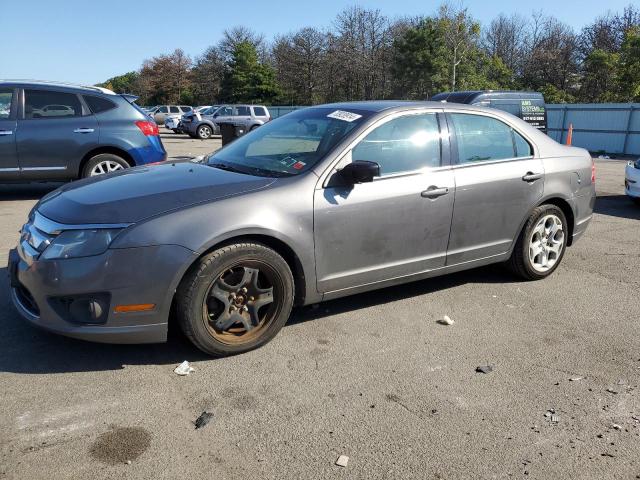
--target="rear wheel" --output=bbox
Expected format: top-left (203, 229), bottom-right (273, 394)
top-left (630, 196), bottom-right (640, 206)
top-left (508, 204), bottom-right (568, 280)
top-left (177, 243), bottom-right (294, 357)
top-left (82, 153), bottom-right (129, 178)
top-left (196, 124), bottom-right (212, 139)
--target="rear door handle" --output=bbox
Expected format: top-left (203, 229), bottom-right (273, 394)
top-left (73, 128), bottom-right (95, 134)
top-left (522, 172), bottom-right (543, 182)
top-left (0, 130), bottom-right (13, 136)
top-left (421, 186), bottom-right (450, 199)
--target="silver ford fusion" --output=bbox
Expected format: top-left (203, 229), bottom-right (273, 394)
top-left (8, 101), bottom-right (596, 357)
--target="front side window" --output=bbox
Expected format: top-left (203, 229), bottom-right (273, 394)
top-left (24, 90), bottom-right (81, 119)
top-left (180, 106), bottom-right (192, 112)
top-left (158, 106), bottom-right (168, 113)
top-left (236, 106), bottom-right (251, 116)
top-left (216, 106), bottom-right (233, 116)
top-left (450, 113), bottom-right (532, 163)
top-left (0, 89), bottom-right (13, 119)
top-left (169, 106), bottom-right (180, 113)
top-left (352, 113), bottom-right (441, 176)
top-left (207, 107), bottom-right (371, 177)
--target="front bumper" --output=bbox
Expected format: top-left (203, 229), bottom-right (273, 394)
top-left (625, 162), bottom-right (640, 199)
top-left (8, 244), bottom-right (195, 344)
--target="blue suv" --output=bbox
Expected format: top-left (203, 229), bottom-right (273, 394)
top-left (0, 81), bottom-right (167, 181)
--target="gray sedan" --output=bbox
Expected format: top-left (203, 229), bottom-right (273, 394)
top-left (9, 101), bottom-right (595, 357)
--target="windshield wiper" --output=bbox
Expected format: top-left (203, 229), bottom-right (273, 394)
top-left (209, 162), bottom-right (248, 175)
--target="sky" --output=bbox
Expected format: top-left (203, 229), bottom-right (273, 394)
top-left (2, 0), bottom-right (634, 85)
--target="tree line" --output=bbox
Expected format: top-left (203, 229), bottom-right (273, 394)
top-left (98, 3), bottom-right (640, 106)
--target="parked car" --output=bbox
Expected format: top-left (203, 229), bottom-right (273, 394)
top-left (164, 115), bottom-right (183, 133)
top-left (431, 91), bottom-right (547, 133)
top-left (183, 104), bottom-right (270, 139)
top-left (625, 158), bottom-right (640, 204)
top-left (8, 101), bottom-right (595, 357)
top-left (194, 105), bottom-right (212, 113)
top-left (149, 105), bottom-right (192, 124)
top-left (0, 80), bottom-right (166, 181)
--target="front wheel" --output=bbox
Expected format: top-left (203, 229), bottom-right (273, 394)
top-left (508, 204), bottom-right (568, 280)
top-left (196, 124), bottom-right (212, 139)
top-left (176, 243), bottom-right (294, 357)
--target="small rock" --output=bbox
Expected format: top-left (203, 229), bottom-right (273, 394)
top-left (437, 315), bottom-right (454, 326)
top-left (125, 460), bottom-right (132, 465)
top-left (194, 411), bottom-right (214, 430)
top-left (569, 376), bottom-right (583, 382)
top-left (476, 365), bottom-right (493, 374)
top-left (335, 455), bottom-right (349, 467)
top-left (611, 423), bottom-right (622, 430)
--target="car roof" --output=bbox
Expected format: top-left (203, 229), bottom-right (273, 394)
top-left (0, 79), bottom-right (116, 95)
top-left (308, 100), bottom-right (486, 113)
top-left (431, 90), bottom-right (544, 103)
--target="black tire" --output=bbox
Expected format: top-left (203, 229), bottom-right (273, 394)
top-left (176, 243), bottom-right (294, 357)
top-left (508, 204), bottom-right (568, 280)
top-left (81, 153), bottom-right (129, 178)
top-left (196, 124), bottom-right (212, 140)
top-left (630, 196), bottom-right (640, 206)
top-left (250, 124), bottom-right (260, 131)
top-left (172, 129), bottom-right (179, 134)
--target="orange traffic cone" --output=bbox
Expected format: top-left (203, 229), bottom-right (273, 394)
top-left (566, 123), bottom-right (573, 145)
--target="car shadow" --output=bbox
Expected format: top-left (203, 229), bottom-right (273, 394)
top-left (0, 263), bottom-right (513, 375)
top-left (594, 194), bottom-right (640, 220)
top-left (0, 183), bottom-right (63, 201)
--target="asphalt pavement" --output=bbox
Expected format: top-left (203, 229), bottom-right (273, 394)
top-left (0, 139), bottom-right (638, 479)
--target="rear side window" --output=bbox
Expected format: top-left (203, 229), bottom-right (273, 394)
top-left (158, 106), bottom-right (168, 113)
top-left (169, 106), bottom-right (180, 113)
top-left (180, 106), bottom-right (192, 112)
top-left (0, 89), bottom-right (13, 119)
top-left (450, 113), bottom-right (531, 163)
top-left (236, 106), bottom-right (251, 116)
top-left (24, 90), bottom-right (82, 119)
top-left (253, 106), bottom-right (267, 117)
top-left (84, 95), bottom-right (116, 114)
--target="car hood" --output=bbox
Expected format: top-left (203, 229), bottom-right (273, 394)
top-left (37, 161), bottom-right (277, 225)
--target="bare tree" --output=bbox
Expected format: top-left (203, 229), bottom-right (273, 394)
top-left (438, 2), bottom-right (480, 91)
top-left (191, 46), bottom-right (225, 104)
top-left (483, 13), bottom-right (528, 74)
top-left (219, 26), bottom-right (266, 61)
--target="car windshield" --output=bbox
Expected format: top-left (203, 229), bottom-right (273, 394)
top-left (206, 107), bottom-right (371, 177)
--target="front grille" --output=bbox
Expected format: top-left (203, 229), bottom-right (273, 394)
top-left (19, 212), bottom-right (58, 261)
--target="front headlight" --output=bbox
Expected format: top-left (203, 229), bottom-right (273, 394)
top-left (41, 229), bottom-right (122, 260)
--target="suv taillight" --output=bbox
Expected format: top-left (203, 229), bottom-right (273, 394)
top-left (591, 158), bottom-right (596, 184)
top-left (135, 120), bottom-right (159, 136)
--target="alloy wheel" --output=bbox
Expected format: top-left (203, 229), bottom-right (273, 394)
top-left (198, 126), bottom-right (211, 138)
top-left (528, 214), bottom-right (565, 272)
top-left (202, 263), bottom-right (282, 345)
top-left (90, 160), bottom-right (125, 176)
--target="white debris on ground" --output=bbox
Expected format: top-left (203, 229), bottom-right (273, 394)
top-left (569, 376), bottom-right (583, 381)
top-left (335, 455), bottom-right (349, 467)
top-left (437, 315), bottom-right (454, 326)
top-left (174, 360), bottom-right (196, 376)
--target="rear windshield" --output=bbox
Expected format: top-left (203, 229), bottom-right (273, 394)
top-left (207, 107), bottom-right (372, 177)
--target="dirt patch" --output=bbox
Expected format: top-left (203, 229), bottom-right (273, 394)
top-left (89, 426), bottom-right (151, 464)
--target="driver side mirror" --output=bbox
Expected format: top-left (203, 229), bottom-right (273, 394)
top-left (338, 160), bottom-right (380, 184)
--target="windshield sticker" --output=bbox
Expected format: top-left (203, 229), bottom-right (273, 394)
top-left (293, 161), bottom-right (306, 170)
top-left (327, 110), bottom-right (362, 122)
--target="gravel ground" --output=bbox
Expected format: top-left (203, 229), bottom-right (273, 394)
top-left (0, 142), bottom-right (638, 479)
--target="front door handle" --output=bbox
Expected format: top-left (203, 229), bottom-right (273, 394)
top-left (421, 186), bottom-right (450, 199)
top-left (522, 172), bottom-right (543, 182)
top-left (73, 128), bottom-right (95, 134)
top-left (0, 130), bottom-right (13, 136)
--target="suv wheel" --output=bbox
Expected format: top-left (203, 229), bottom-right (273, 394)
top-left (508, 204), bottom-right (568, 280)
top-left (177, 243), bottom-right (295, 357)
top-left (196, 124), bottom-right (212, 139)
top-left (82, 153), bottom-right (129, 178)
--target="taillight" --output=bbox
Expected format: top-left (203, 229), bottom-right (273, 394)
top-left (591, 158), bottom-right (596, 184)
top-left (135, 120), bottom-right (159, 136)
